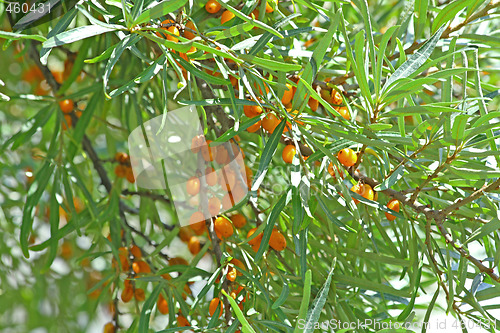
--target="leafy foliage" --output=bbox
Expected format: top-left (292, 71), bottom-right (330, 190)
top-left (1, 0), bottom-right (500, 332)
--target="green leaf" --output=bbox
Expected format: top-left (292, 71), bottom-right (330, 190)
top-left (397, 263), bottom-right (422, 321)
top-left (294, 270), bottom-right (312, 333)
top-left (40, 8), bottom-right (78, 65)
top-left (317, 197), bottom-right (356, 232)
top-left (254, 193), bottom-right (287, 262)
top-left (303, 263), bottom-right (336, 333)
top-left (103, 34), bottom-right (142, 98)
top-left (0, 30), bottom-right (46, 42)
top-left (432, 0), bottom-right (470, 33)
top-left (381, 105), bottom-right (458, 117)
top-left (133, 0), bottom-right (189, 25)
top-left (138, 283), bottom-right (163, 333)
top-left (464, 219), bottom-right (500, 246)
top-left (21, 161), bottom-right (55, 257)
top-left (334, 274), bottom-right (411, 298)
top-left (222, 290), bottom-right (256, 333)
top-left (252, 119), bottom-right (287, 190)
top-left (67, 92), bottom-right (102, 159)
top-left (374, 165), bottom-right (405, 191)
top-left (3, 104), bottom-right (54, 150)
top-left (271, 280), bottom-right (290, 309)
top-left (239, 54), bottom-right (301, 72)
top-left (382, 24), bottom-right (446, 94)
top-left (43, 25), bottom-right (117, 48)
top-left (249, 13), bottom-right (301, 55)
top-left (291, 10), bottom-right (340, 110)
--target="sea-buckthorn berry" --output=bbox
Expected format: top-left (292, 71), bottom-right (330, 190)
top-left (328, 162), bottom-right (344, 179)
top-left (186, 176), bottom-right (200, 196)
top-left (226, 266), bottom-right (237, 281)
top-left (337, 148), bottom-right (357, 167)
top-left (157, 293), bottom-right (169, 314)
top-left (335, 106), bottom-right (350, 120)
top-left (385, 199), bottom-right (400, 221)
top-left (214, 216), bottom-right (233, 239)
top-left (177, 315), bottom-right (190, 327)
top-left (209, 297), bottom-right (223, 317)
top-left (221, 10), bottom-right (235, 24)
top-left (281, 83), bottom-right (294, 105)
top-left (59, 99), bottom-right (74, 114)
top-left (205, 167), bottom-right (218, 186)
top-left (121, 286), bottom-right (133, 303)
top-left (134, 288), bottom-right (145, 301)
top-left (201, 140), bottom-right (214, 162)
top-left (208, 197), bottom-right (222, 216)
top-left (205, 0), bottom-right (221, 13)
top-left (282, 145), bottom-right (296, 164)
top-left (188, 236), bottom-right (201, 255)
top-left (230, 214), bottom-right (246, 228)
top-left (247, 120), bottom-right (261, 133)
top-left (269, 229), bottom-right (286, 251)
top-left (262, 113), bottom-right (280, 133)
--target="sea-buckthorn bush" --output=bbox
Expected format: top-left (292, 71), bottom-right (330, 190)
top-left (1, 0), bottom-right (500, 332)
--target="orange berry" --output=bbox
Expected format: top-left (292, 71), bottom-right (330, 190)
top-left (205, 0), bottom-right (221, 13)
top-left (247, 120), bottom-right (261, 133)
top-left (209, 297), bottom-right (223, 317)
top-left (262, 113), bottom-right (280, 133)
top-left (191, 134), bottom-right (205, 153)
top-left (132, 261), bottom-right (151, 274)
top-left (230, 214), bottom-right (246, 228)
top-left (62, 114), bottom-right (72, 130)
top-left (166, 25), bottom-right (180, 42)
top-left (308, 97), bottom-right (319, 111)
top-left (226, 266), bottom-right (237, 281)
top-left (130, 245), bottom-right (142, 259)
top-left (327, 162), bottom-right (344, 179)
top-left (385, 199), bottom-right (400, 221)
top-left (221, 10), bottom-right (235, 24)
top-left (218, 169), bottom-right (236, 191)
top-left (281, 83), bottom-right (294, 105)
top-left (103, 322), bottom-right (115, 333)
top-left (221, 193), bottom-right (234, 210)
top-left (115, 152), bottom-right (129, 164)
top-left (156, 18), bottom-right (175, 38)
top-left (282, 145), bottom-right (296, 164)
top-left (214, 216), bottom-right (233, 239)
top-left (265, 0), bottom-right (275, 13)
top-left (179, 226), bottom-right (194, 243)
top-left (186, 176), bottom-right (201, 196)
top-left (201, 140), bottom-right (214, 162)
top-left (177, 315), bottom-right (190, 327)
top-left (247, 228), bottom-right (262, 246)
top-left (121, 286), bottom-right (133, 303)
top-left (125, 167), bottom-right (135, 183)
top-left (157, 293), bottom-right (169, 314)
top-left (208, 197), bottom-right (222, 216)
top-left (361, 184), bottom-right (374, 201)
top-left (205, 167), bottom-right (218, 186)
top-left (116, 165), bottom-right (128, 181)
top-left (330, 89), bottom-right (343, 105)
top-left (337, 148), bottom-right (357, 167)
top-left (169, 257), bottom-right (189, 266)
top-left (215, 146), bottom-right (230, 165)
top-left (335, 106), bottom-right (350, 120)
top-left (135, 288), bottom-right (146, 301)
top-left (231, 258), bottom-right (245, 274)
top-left (188, 236), bottom-right (201, 255)
top-left (269, 229), bottom-right (286, 251)
top-left (190, 212), bottom-right (207, 235)
top-left (184, 21), bottom-right (196, 40)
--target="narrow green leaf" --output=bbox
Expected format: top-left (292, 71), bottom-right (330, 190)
top-left (251, 119), bottom-right (287, 190)
top-left (138, 283), bottom-right (163, 333)
top-left (382, 25), bottom-right (446, 94)
top-left (133, 0), bottom-right (189, 25)
top-left (293, 270), bottom-right (312, 333)
top-left (222, 290), bottom-right (256, 333)
top-left (254, 193), bottom-right (287, 262)
top-left (0, 30), bottom-right (46, 42)
top-left (374, 165), bottom-right (405, 191)
top-left (43, 25), bottom-right (117, 48)
top-left (40, 8), bottom-right (78, 64)
top-left (271, 280), bottom-right (290, 309)
top-left (432, 0), bottom-right (470, 33)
